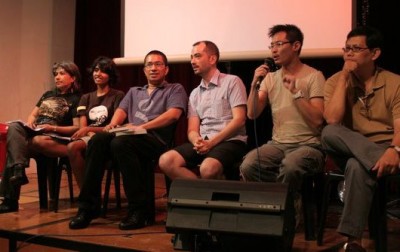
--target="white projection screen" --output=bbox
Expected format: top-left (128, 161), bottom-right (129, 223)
top-left (116, 0), bottom-right (354, 65)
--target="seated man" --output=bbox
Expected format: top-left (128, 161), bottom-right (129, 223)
top-left (69, 50), bottom-right (188, 230)
top-left (239, 24), bottom-right (325, 226)
top-left (159, 40), bottom-right (247, 180)
top-left (322, 26), bottom-right (400, 252)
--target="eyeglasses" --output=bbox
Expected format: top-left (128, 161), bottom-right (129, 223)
top-left (268, 41), bottom-right (292, 50)
top-left (342, 46), bottom-right (370, 53)
top-left (144, 62), bottom-right (165, 69)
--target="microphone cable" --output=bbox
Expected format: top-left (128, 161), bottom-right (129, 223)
top-left (252, 85), bottom-right (262, 182)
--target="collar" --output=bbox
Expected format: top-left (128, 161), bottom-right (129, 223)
top-left (139, 81), bottom-right (167, 90)
top-left (199, 69), bottom-right (220, 89)
top-left (350, 67), bottom-right (384, 93)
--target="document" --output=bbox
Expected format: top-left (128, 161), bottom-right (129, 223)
top-left (108, 126), bottom-right (147, 136)
top-left (43, 133), bottom-right (72, 142)
top-left (6, 120), bottom-right (45, 133)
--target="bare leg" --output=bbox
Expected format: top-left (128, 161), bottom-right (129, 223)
top-left (31, 135), bottom-right (68, 157)
top-left (159, 150), bottom-right (198, 179)
top-left (67, 140), bottom-right (86, 189)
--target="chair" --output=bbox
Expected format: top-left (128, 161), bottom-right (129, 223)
top-left (301, 172), bottom-right (324, 241)
top-left (35, 155), bottom-right (74, 212)
top-left (0, 123), bottom-right (8, 178)
top-left (317, 157), bottom-right (400, 252)
top-left (53, 157), bottom-right (74, 212)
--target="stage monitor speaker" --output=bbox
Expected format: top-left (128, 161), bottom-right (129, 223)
top-left (166, 179), bottom-right (295, 252)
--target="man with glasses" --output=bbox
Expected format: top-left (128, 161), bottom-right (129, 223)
top-left (322, 26), bottom-right (400, 252)
top-left (239, 24), bottom-right (325, 228)
top-left (69, 50), bottom-right (188, 230)
top-left (159, 40), bottom-right (247, 181)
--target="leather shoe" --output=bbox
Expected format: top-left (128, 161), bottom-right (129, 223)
top-left (69, 210), bottom-right (99, 229)
top-left (9, 165), bottom-right (29, 187)
top-left (0, 198), bottom-right (19, 214)
top-left (119, 210), bottom-right (148, 230)
top-left (344, 242), bottom-right (366, 252)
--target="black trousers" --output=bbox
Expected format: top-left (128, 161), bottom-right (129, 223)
top-left (77, 132), bottom-right (165, 213)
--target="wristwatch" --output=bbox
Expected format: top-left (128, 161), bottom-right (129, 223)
top-left (388, 145), bottom-right (400, 155)
top-left (293, 90), bottom-right (304, 100)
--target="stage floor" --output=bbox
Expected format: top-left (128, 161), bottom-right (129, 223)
top-left (0, 163), bottom-right (399, 252)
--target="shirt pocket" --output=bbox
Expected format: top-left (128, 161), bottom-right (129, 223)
top-left (211, 99), bottom-right (230, 118)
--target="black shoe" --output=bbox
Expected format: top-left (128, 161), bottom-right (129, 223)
top-left (119, 210), bottom-right (148, 230)
top-left (0, 198), bottom-right (19, 214)
top-left (69, 209), bottom-right (98, 229)
top-left (344, 242), bottom-right (366, 252)
top-left (9, 165), bottom-right (29, 187)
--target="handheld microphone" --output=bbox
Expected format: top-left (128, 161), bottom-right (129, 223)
top-left (256, 57), bottom-right (278, 89)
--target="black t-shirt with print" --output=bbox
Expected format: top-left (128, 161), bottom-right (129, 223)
top-left (77, 88), bottom-right (125, 127)
top-left (35, 89), bottom-right (81, 126)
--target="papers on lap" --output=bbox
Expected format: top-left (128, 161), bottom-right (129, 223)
top-left (42, 133), bottom-right (72, 142)
top-left (108, 126), bottom-right (147, 136)
top-left (6, 120), bottom-right (45, 133)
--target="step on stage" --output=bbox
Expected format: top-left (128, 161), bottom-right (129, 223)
top-left (0, 170), bottom-right (399, 252)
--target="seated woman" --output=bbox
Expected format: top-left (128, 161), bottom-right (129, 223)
top-left (0, 61), bottom-right (81, 213)
top-left (66, 56), bottom-right (124, 189)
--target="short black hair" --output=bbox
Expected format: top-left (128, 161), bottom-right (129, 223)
top-left (88, 56), bottom-right (119, 86)
top-left (347, 26), bottom-right (383, 49)
top-left (144, 50), bottom-right (169, 66)
top-left (268, 24), bottom-right (304, 54)
top-left (193, 40), bottom-right (220, 62)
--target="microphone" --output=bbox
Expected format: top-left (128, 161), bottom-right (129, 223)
top-left (256, 57), bottom-right (278, 89)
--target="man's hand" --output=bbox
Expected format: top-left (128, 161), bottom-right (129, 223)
top-left (342, 60), bottom-right (358, 73)
top-left (372, 148), bottom-right (400, 178)
top-left (282, 74), bottom-right (297, 93)
top-left (193, 136), bottom-right (212, 155)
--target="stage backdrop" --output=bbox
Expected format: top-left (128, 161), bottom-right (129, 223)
top-left (118, 0), bottom-right (354, 64)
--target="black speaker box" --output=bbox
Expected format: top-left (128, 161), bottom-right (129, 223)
top-left (166, 179), bottom-right (295, 252)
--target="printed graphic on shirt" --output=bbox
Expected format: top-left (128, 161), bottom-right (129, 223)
top-left (36, 97), bottom-right (70, 125)
top-left (88, 105), bottom-right (109, 126)
top-left (135, 98), bottom-right (153, 122)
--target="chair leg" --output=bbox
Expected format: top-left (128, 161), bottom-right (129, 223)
top-left (66, 162), bottom-right (74, 203)
top-left (52, 159), bottom-right (63, 213)
top-left (102, 167), bottom-right (113, 217)
top-left (145, 160), bottom-right (156, 225)
top-left (302, 174), bottom-right (316, 241)
top-left (35, 156), bottom-right (48, 210)
top-left (113, 168), bottom-right (121, 209)
top-left (317, 175), bottom-right (335, 246)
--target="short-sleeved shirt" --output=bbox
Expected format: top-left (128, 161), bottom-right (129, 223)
top-left (324, 67), bottom-right (400, 143)
top-left (35, 89), bottom-right (81, 126)
top-left (259, 64), bottom-right (325, 144)
top-left (77, 88), bottom-right (125, 127)
top-left (188, 69), bottom-right (247, 143)
top-left (118, 81), bottom-right (188, 145)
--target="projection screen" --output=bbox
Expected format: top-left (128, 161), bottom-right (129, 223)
top-left (116, 0), bottom-right (354, 65)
